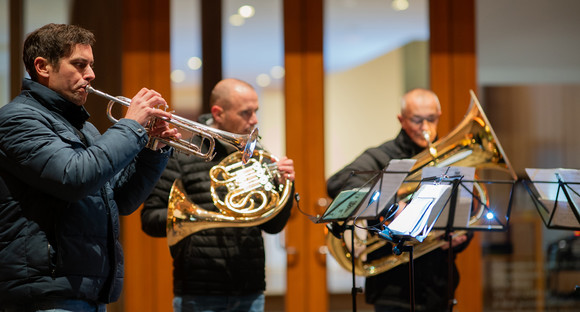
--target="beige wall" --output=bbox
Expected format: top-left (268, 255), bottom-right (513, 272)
top-left (324, 47), bottom-right (405, 178)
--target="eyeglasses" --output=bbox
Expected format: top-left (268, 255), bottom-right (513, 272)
top-left (406, 115), bottom-right (439, 125)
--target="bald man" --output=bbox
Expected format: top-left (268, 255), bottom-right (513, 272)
top-left (142, 78), bottom-right (295, 312)
top-left (327, 88), bottom-right (471, 312)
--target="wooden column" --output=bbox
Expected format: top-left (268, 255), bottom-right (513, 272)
top-left (9, 0), bottom-right (23, 99)
top-left (201, 0), bottom-right (222, 113)
top-left (71, 0), bottom-right (123, 134)
top-left (71, 1), bottom-right (173, 311)
top-left (119, 1), bottom-right (173, 311)
top-left (429, 1), bottom-right (482, 312)
top-left (283, 0), bottom-right (328, 311)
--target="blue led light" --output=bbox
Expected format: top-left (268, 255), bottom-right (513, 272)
top-left (486, 212), bottom-right (494, 220)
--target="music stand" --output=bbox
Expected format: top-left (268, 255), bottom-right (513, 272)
top-left (318, 159), bottom-right (416, 312)
top-left (523, 168), bottom-right (580, 230)
top-left (523, 168), bottom-right (580, 296)
top-left (378, 175), bottom-right (461, 312)
top-left (380, 166), bottom-right (516, 312)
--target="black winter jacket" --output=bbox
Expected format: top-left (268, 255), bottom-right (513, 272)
top-left (0, 79), bottom-right (170, 305)
top-left (142, 130), bottom-right (293, 296)
top-left (327, 130), bottom-right (472, 311)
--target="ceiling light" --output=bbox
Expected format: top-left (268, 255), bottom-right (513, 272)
top-left (239, 5), bottom-right (255, 18)
top-left (256, 74), bottom-right (271, 87)
top-left (229, 14), bottom-right (245, 26)
top-left (170, 70), bottom-right (186, 83)
top-left (270, 66), bottom-right (285, 79)
top-left (392, 0), bottom-right (409, 11)
top-left (187, 57), bottom-right (202, 70)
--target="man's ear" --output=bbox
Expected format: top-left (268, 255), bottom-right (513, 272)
top-left (34, 57), bottom-right (50, 79)
top-left (397, 114), bottom-right (404, 125)
top-left (211, 105), bottom-right (223, 123)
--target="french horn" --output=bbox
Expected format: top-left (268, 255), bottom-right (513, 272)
top-left (167, 149), bottom-right (293, 246)
top-left (326, 90), bottom-right (517, 276)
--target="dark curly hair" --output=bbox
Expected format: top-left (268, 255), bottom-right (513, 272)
top-left (23, 23), bottom-right (95, 81)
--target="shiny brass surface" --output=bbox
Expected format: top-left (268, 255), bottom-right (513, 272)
top-left (167, 149), bottom-right (293, 246)
top-left (86, 86), bottom-right (258, 163)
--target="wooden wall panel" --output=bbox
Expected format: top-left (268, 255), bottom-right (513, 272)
top-left (284, 0), bottom-right (328, 311)
top-left (119, 1), bottom-right (173, 312)
top-left (429, 1), bottom-right (482, 312)
top-left (71, 1), bottom-right (173, 311)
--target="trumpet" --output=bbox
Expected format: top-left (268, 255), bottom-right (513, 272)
top-left (86, 86), bottom-right (258, 164)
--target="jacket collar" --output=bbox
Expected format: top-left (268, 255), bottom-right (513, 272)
top-left (21, 79), bottom-right (90, 129)
top-left (395, 129), bottom-right (435, 157)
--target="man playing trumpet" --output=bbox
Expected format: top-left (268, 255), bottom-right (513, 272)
top-left (0, 23), bottom-right (177, 311)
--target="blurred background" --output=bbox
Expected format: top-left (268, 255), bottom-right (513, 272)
top-left (2, 0), bottom-right (580, 311)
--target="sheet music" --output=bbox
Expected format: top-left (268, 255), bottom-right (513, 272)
top-left (319, 188), bottom-right (369, 222)
top-left (527, 168), bottom-right (580, 227)
top-left (356, 159), bottom-right (417, 219)
top-left (386, 184), bottom-right (452, 242)
top-left (538, 199), bottom-right (580, 228)
top-left (525, 168), bottom-right (567, 201)
top-left (422, 166), bottom-right (475, 228)
top-left (555, 168), bottom-right (580, 205)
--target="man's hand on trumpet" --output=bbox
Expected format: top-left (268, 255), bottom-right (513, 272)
top-left (147, 119), bottom-right (181, 150)
top-left (125, 88), bottom-right (181, 150)
top-left (125, 88), bottom-right (171, 127)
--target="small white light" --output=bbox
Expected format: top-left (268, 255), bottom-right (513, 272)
top-left (392, 0), bottom-right (409, 11)
top-left (372, 191), bottom-right (381, 202)
top-left (229, 14), bottom-right (245, 27)
top-left (187, 57), bottom-right (202, 70)
top-left (171, 70), bottom-right (186, 83)
top-left (486, 212), bottom-right (494, 220)
top-left (270, 66), bottom-right (285, 79)
top-left (239, 5), bottom-right (255, 18)
top-left (256, 74), bottom-right (271, 87)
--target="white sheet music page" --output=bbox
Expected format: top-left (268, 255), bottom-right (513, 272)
top-left (555, 168), bottom-right (580, 205)
top-left (422, 166), bottom-right (475, 228)
top-left (387, 183), bottom-right (452, 241)
top-left (527, 168), bottom-right (580, 227)
top-left (525, 168), bottom-right (565, 201)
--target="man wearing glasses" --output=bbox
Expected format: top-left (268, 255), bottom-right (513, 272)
top-left (327, 88), bottom-right (471, 312)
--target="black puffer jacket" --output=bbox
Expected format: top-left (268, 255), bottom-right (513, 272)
top-left (142, 125), bottom-right (294, 296)
top-left (0, 79), bottom-right (170, 305)
top-left (327, 130), bottom-right (472, 312)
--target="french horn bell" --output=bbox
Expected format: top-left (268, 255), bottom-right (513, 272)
top-left (167, 149), bottom-right (293, 246)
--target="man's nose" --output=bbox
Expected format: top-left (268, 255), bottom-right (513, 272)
top-left (249, 112), bottom-right (258, 126)
top-left (85, 66), bottom-right (95, 81)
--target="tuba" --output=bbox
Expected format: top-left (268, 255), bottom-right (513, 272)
top-left (167, 149), bottom-right (293, 246)
top-left (326, 90), bottom-right (517, 276)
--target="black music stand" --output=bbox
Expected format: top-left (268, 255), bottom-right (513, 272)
top-left (379, 167), bottom-right (516, 312)
top-left (318, 160), bottom-right (416, 312)
top-left (523, 169), bottom-right (580, 230)
top-left (377, 175), bottom-right (462, 312)
top-left (523, 168), bottom-right (580, 295)
top-left (437, 177), bottom-right (515, 312)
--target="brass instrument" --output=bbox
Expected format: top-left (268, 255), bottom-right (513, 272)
top-left (326, 90), bottom-right (517, 276)
top-left (86, 86), bottom-right (258, 163)
top-left (167, 149), bottom-right (293, 246)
